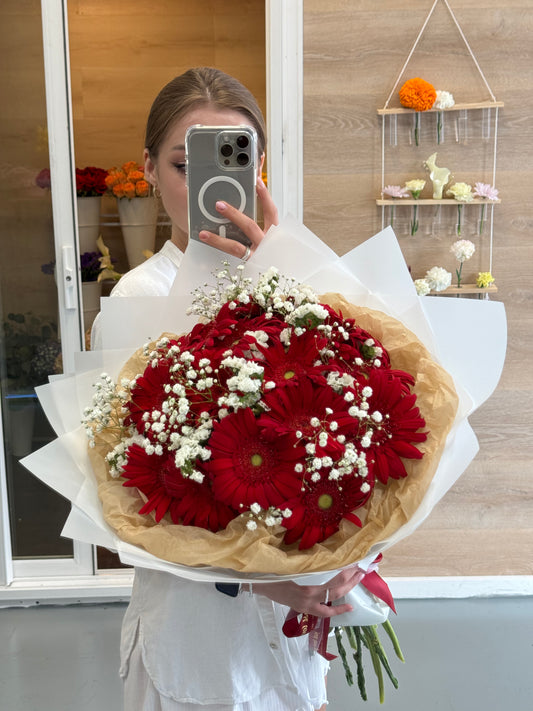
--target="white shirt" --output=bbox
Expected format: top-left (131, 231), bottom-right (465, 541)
top-left (93, 241), bottom-right (328, 709)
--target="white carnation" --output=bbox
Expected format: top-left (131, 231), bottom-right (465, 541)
top-left (425, 266), bottom-right (452, 292)
top-left (433, 90), bottom-right (455, 110)
top-left (450, 239), bottom-right (475, 263)
top-left (414, 278), bottom-right (431, 296)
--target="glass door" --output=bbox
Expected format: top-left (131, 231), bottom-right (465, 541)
top-left (0, 0), bottom-right (273, 595)
top-left (0, 0), bottom-right (92, 583)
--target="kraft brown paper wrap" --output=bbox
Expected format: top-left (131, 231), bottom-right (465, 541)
top-left (89, 295), bottom-right (459, 575)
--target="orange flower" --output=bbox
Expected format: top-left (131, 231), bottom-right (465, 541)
top-left (127, 169), bottom-right (144, 182)
top-left (135, 180), bottom-right (150, 197)
top-left (399, 78), bottom-right (437, 112)
top-left (105, 170), bottom-right (122, 188)
top-left (107, 161), bottom-right (150, 198)
top-left (122, 160), bottom-right (139, 174)
top-left (123, 181), bottom-right (136, 199)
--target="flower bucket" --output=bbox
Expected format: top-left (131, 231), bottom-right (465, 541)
top-left (81, 280), bottom-right (102, 332)
top-left (117, 196), bottom-right (158, 269)
top-left (77, 196), bottom-right (102, 253)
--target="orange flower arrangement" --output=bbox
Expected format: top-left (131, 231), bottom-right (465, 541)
top-left (399, 78), bottom-right (437, 112)
top-left (105, 161), bottom-right (151, 199)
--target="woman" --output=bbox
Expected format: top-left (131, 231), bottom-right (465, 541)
top-left (93, 67), bottom-right (362, 711)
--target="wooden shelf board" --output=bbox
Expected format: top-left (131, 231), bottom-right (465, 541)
top-left (428, 283), bottom-right (498, 296)
top-left (377, 198), bottom-right (500, 206)
top-left (377, 101), bottom-right (504, 115)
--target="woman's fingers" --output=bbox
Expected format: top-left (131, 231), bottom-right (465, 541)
top-left (197, 227), bottom-right (251, 259)
top-left (254, 568), bottom-right (364, 619)
top-left (256, 176), bottom-right (279, 232)
top-left (197, 178), bottom-right (278, 259)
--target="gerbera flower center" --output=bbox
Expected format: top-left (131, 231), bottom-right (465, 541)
top-left (250, 453), bottom-right (263, 466)
top-left (284, 370), bottom-right (296, 379)
top-left (318, 493), bottom-right (334, 510)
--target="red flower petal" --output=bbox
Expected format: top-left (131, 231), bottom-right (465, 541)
top-left (208, 408), bottom-right (304, 509)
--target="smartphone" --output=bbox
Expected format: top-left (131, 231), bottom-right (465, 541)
top-left (185, 125), bottom-right (258, 246)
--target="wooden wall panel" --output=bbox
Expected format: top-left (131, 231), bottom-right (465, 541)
top-left (303, 0), bottom-right (533, 576)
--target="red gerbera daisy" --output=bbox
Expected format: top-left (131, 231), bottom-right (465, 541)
top-left (124, 359), bottom-right (172, 435)
top-left (208, 408), bottom-right (304, 509)
top-left (258, 375), bottom-right (347, 446)
top-left (322, 308), bottom-right (391, 373)
top-left (281, 473), bottom-right (374, 550)
top-left (258, 330), bottom-right (328, 388)
top-left (121, 443), bottom-right (188, 521)
top-left (168, 477), bottom-right (237, 532)
top-left (363, 368), bottom-right (427, 484)
top-left (121, 443), bottom-right (233, 532)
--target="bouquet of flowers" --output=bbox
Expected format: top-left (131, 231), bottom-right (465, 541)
top-left (105, 160), bottom-right (151, 199)
top-left (84, 265), bottom-right (430, 554)
top-left (76, 166), bottom-right (108, 197)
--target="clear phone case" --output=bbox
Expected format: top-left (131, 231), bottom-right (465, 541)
top-left (186, 125), bottom-right (257, 246)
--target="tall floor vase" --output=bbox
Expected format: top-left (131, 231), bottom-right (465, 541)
top-left (77, 196), bottom-right (102, 253)
top-left (117, 196), bottom-right (158, 269)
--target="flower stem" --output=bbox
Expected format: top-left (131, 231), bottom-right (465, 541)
top-left (390, 204), bottom-right (395, 229)
top-left (437, 111), bottom-right (443, 144)
top-left (414, 113), bottom-right (420, 146)
top-left (381, 620), bottom-right (405, 662)
top-left (411, 204), bottom-right (419, 235)
top-left (456, 263), bottom-right (463, 288)
top-left (456, 204), bottom-right (463, 236)
top-left (334, 627), bottom-right (354, 686)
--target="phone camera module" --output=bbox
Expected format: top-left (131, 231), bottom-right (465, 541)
top-left (236, 135), bottom-right (249, 149)
top-left (220, 143), bottom-right (233, 157)
top-left (236, 152), bottom-right (249, 166)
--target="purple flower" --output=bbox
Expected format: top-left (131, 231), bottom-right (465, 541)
top-left (473, 182), bottom-right (499, 201)
top-left (35, 168), bottom-right (51, 190)
top-left (80, 251), bottom-right (101, 282)
top-left (383, 185), bottom-right (410, 199)
top-left (41, 260), bottom-right (55, 276)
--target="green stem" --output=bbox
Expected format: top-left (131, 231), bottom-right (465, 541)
top-left (456, 262), bottom-right (463, 288)
top-left (364, 625), bottom-right (399, 690)
top-left (381, 620), bottom-right (405, 662)
top-left (414, 112), bottom-right (420, 146)
top-left (362, 627), bottom-right (385, 703)
top-left (353, 626), bottom-right (368, 701)
top-left (390, 204), bottom-right (395, 229)
top-left (456, 204), bottom-right (463, 236)
top-left (411, 204), bottom-right (419, 235)
top-left (334, 627), bottom-right (354, 686)
top-left (437, 111), bottom-right (443, 144)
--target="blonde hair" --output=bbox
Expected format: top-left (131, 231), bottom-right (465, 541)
top-left (145, 67), bottom-right (266, 158)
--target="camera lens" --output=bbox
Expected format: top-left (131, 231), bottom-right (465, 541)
top-left (236, 152), bottom-right (249, 166)
top-left (236, 135), bottom-right (249, 149)
top-left (220, 143), bottom-right (233, 157)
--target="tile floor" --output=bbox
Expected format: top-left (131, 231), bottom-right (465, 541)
top-left (1, 597), bottom-right (532, 711)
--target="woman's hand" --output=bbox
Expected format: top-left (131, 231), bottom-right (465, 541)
top-left (253, 568), bottom-right (362, 619)
top-left (198, 176), bottom-right (278, 260)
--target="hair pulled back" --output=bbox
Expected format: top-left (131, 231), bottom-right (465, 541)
top-left (145, 67), bottom-right (266, 159)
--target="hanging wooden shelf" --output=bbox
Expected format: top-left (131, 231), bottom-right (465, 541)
top-left (429, 283), bottom-right (498, 296)
top-left (377, 101), bottom-right (504, 116)
top-left (377, 198), bottom-right (501, 206)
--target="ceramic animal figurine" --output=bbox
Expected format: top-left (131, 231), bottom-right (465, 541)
top-left (424, 153), bottom-right (451, 199)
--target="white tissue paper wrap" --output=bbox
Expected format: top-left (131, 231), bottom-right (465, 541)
top-left (22, 219), bottom-right (506, 626)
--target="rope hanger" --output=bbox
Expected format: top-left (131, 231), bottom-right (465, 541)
top-left (383, 0), bottom-right (497, 109)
